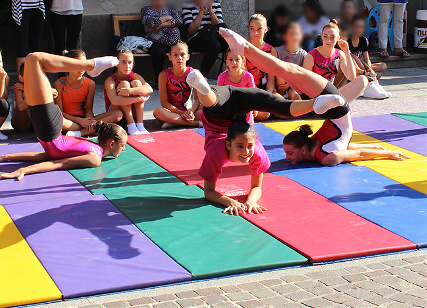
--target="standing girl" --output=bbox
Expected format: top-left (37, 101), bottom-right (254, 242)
top-left (104, 49), bottom-right (153, 135)
top-left (153, 41), bottom-right (202, 129)
top-left (246, 14), bottom-right (277, 121)
top-left (303, 19), bottom-right (367, 103)
top-left (54, 50), bottom-right (123, 137)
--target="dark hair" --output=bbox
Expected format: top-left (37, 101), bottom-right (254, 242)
top-left (225, 48), bottom-right (245, 60)
top-left (62, 49), bottom-right (86, 59)
top-left (94, 120), bottom-right (127, 146)
top-left (19, 61), bottom-right (25, 76)
top-left (226, 114), bottom-right (256, 142)
top-left (302, 0), bottom-right (325, 16)
top-left (282, 124), bottom-right (314, 149)
top-left (267, 5), bottom-right (290, 30)
top-left (341, 0), bottom-right (355, 9)
top-left (351, 14), bottom-right (365, 25)
top-left (323, 18), bottom-right (340, 33)
top-left (117, 48), bottom-right (134, 59)
top-left (170, 40), bottom-right (189, 54)
top-left (280, 21), bottom-right (302, 35)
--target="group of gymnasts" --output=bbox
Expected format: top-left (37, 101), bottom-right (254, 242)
top-left (0, 25), bottom-right (409, 216)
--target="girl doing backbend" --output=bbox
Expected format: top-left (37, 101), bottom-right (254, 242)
top-left (0, 52), bottom-right (131, 180)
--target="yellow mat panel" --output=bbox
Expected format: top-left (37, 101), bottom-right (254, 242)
top-left (264, 120), bottom-right (427, 194)
top-left (0, 206), bottom-right (62, 308)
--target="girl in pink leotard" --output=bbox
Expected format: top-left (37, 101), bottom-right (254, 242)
top-left (0, 52), bottom-right (130, 181)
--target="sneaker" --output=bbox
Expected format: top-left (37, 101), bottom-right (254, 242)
top-left (363, 81), bottom-right (389, 99)
top-left (373, 80), bottom-right (390, 98)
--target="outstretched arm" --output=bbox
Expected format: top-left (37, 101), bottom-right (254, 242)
top-left (0, 152), bottom-right (101, 180)
top-left (322, 149), bottom-right (410, 167)
top-left (204, 180), bottom-right (246, 215)
top-left (0, 152), bottom-right (50, 162)
top-left (244, 174), bottom-right (267, 214)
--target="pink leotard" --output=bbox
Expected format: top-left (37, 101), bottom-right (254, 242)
top-left (309, 48), bottom-right (341, 82)
top-left (217, 70), bottom-right (256, 88)
top-left (39, 134), bottom-right (103, 160)
top-left (164, 67), bottom-right (193, 112)
top-left (104, 71), bottom-right (135, 111)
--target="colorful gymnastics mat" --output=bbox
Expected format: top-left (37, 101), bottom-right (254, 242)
top-left (0, 113), bottom-right (426, 307)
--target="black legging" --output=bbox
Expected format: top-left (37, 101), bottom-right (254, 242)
top-left (149, 42), bottom-right (170, 81)
top-left (203, 86), bottom-right (294, 120)
top-left (14, 9), bottom-right (44, 57)
top-left (49, 12), bottom-right (82, 55)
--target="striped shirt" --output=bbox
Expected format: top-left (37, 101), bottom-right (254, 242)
top-left (12, 0), bottom-right (45, 25)
top-left (182, 1), bottom-right (223, 40)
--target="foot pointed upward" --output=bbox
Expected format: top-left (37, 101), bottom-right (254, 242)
top-left (186, 69), bottom-right (211, 95)
top-left (219, 28), bottom-right (246, 56)
top-left (87, 56), bottom-right (120, 77)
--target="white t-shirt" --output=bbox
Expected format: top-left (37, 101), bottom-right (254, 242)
top-left (298, 15), bottom-right (330, 36)
top-left (50, 0), bottom-right (83, 15)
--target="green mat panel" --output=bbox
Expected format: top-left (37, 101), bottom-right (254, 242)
top-left (105, 186), bottom-right (308, 279)
top-left (393, 112), bottom-right (427, 127)
top-left (70, 145), bottom-right (185, 195)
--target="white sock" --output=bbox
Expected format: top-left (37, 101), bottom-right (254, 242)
top-left (66, 130), bottom-right (82, 137)
top-left (186, 70), bottom-right (211, 95)
top-left (0, 131), bottom-right (7, 140)
top-left (219, 28), bottom-right (246, 55)
top-left (313, 95), bottom-right (346, 115)
top-left (161, 122), bottom-right (176, 130)
top-left (127, 123), bottom-right (141, 135)
top-left (136, 122), bottom-right (149, 134)
top-left (87, 56), bottom-right (120, 77)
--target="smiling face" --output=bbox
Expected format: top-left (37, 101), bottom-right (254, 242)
top-left (321, 27), bottom-right (340, 48)
top-left (117, 53), bottom-right (134, 76)
top-left (283, 143), bottom-right (307, 164)
top-left (225, 52), bottom-right (244, 72)
top-left (226, 133), bottom-right (256, 164)
top-left (249, 19), bottom-right (267, 41)
top-left (168, 44), bottom-right (190, 68)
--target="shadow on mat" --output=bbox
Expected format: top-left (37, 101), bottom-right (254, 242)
top-left (358, 128), bottom-right (427, 143)
top-left (329, 183), bottom-right (427, 203)
top-left (1, 199), bottom-right (140, 260)
top-left (0, 182), bottom-right (87, 199)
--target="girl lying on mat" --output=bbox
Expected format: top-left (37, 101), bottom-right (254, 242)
top-left (282, 103), bottom-right (409, 167)
top-left (0, 52), bottom-right (129, 180)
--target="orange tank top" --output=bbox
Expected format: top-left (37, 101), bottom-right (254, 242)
top-left (59, 76), bottom-right (90, 117)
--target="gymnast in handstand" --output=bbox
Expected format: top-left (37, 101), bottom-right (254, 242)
top-left (0, 52), bottom-right (141, 180)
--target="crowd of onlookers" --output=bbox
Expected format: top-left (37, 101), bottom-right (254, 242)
top-left (0, 0), bottom-right (410, 139)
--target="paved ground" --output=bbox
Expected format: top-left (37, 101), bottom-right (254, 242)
top-left (3, 67), bottom-right (427, 308)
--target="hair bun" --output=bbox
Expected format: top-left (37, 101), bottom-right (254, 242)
top-left (299, 124), bottom-right (313, 136)
top-left (233, 113), bottom-right (248, 123)
top-left (94, 121), bottom-right (108, 135)
top-left (330, 18), bottom-right (338, 25)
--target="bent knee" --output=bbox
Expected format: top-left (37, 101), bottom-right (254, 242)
top-left (117, 80), bottom-right (131, 89)
top-left (356, 75), bottom-right (369, 89)
top-left (130, 80), bottom-right (143, 87)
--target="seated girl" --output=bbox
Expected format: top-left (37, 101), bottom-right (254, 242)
top-left (282, 97), bottom-right (409, 167)
top-left (275, 22), bottom-right (307, 101)
top-left (104, 49), bottom-right (153, 135)
top-left (246, 14), bottom-right (277, 121)
top-left (0, 52), bottom-right (129, 180)
top-left (0, 51), bottom-right (10, 140)
top-left (348, 15), bottom-right (389, 99)
top-left (153, 41), bottom-right (202, 129)
top-left (12, 61), bottom-right (34, 134)
top-left (303, 19), bottom-right (367, 103)
top-left (54, 50), bottom-right (123, 137)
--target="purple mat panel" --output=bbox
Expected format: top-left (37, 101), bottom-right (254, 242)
top-left (5, 195), bottom-right (191, 298)
top-left (0, 142), bottom-right (43, 155)
top-left (352, 114), bottom-right (427, 156)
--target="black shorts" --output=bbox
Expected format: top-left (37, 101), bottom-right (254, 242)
top-left (300, 81), bottom-right (342, 100)
top-left (28, 102), bottom-right (63, 142)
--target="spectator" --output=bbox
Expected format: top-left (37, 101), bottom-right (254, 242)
top-left (49, 0), bottom-right (83, 56)
top-left (265, 4), bottom-right (290, 47)
top-left (0, 51), bottom-right (10, 140)
top-left (182, 0), bottom-right (228, 76)
top-left (339, 0), bottom-right (358, 29)
top-left (141, 0), bottom-right (183, 86)
top-left (298, 0), bottom-right (329, 52)
top-left (378, 0), bottom-right (410, 58)
top-left (12, 61), bottom-right (33, 133)
top-left (11, 0), bottom-right (45, 72)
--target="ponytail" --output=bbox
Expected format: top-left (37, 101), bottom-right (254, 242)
top-left (94, 120), bottom-right (127, 146)
top-left (227, 114), bottom-right (256, 142)
top-left (323, 19), bottom-right (340, 33)
top-left (282, 124), bottom-right (314, 149)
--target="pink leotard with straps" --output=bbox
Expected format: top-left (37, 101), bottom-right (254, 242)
top-left (164, 67), bottom-right (193, 112)
top-left (104, 71), bottom-right (135, 111)
top-left (309, 48), bottom-right (341, 82)
top-left (39, 134), bottom-right (103, 160)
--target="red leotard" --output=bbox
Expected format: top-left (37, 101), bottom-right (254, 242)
top-left (164, 67), bottom-right (193, 112)
top-left (104, 72), bottom-right (135, 111)
top-left (309, 48), bottom-right (341, 82)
